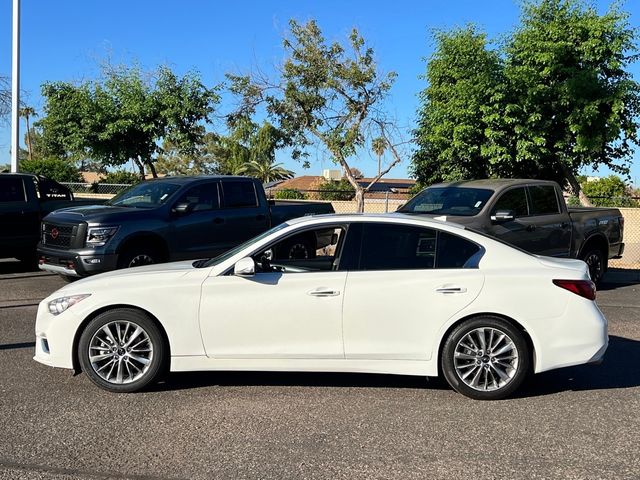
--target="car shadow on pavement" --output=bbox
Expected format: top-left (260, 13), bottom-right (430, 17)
top-left (0, 259), bottom-right (39, 275)
top-left (154, 335), bottom-right (638, 396)
top-left (598, 268), bottom-right (640, 291)
top-left (0, 341), bottom-right (35, 351)
top-left (515, 335), bottom-right (640, 398)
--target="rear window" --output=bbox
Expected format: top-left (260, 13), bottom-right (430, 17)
top-left (528, 185), bottom-right (560, 215)
top-left (400, 187), bottom-right (493, 216)
top-left (222, 181), bottom-right (258, 208)
top-left (0, 177), bottom-right (26, 202)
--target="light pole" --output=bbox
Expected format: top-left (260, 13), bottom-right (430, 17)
top-left (11, 0), bottom-right (21, 173)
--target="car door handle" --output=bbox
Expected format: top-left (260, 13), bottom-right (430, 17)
top-left (561, 222), bottom-right (570, 229)
top-left (526, 224), bottom-right (536, 232)
top-left (213, 217), bottom-right (224, 225)
top-left (308, 289), bottom-right (340, 297)
top-left (435, 286), bottom-right (467, 294)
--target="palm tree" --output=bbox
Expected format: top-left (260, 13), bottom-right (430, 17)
top-left (240, 159), bottom-right (294, 183)
top-left (19, 106), bottom-right (37, 160)
top-left (372, 137), bottom-right (387, 176)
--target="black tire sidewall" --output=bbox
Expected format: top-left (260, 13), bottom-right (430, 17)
top-left (441, 316), bottom-right (530, 400)
top-left (78, 308), bottom-right (166, 393)
top-left (117, 248), bottom-right (158, 269)
top-left (581, 248), bottom-right (606, 284)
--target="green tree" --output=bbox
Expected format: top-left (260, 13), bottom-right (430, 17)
top-left (317, 178), bottom-right (356, 201)
top-left (412, 1), bottom-right (639, 207)
top-left (578, 175), bottom-right (635, 207)
top-left (155, 132), bottom-right (220, 176)
top-left (240, 159), bottom-right (294, 183)
top-left (20, 157), bottom-right (82, 183)
top-left (102, 170), bottom-right (140, 184)
top-left (38, 64), bottom-right (219, 180)
top-left (229, 20), bottom-right (405, 212)
top-left (19, 106), bottom-right (37, 160)
top-left (412, 26), bottom-right (506, 186)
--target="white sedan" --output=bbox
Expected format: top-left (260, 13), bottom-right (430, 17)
top-left (34, 214), bottom-right (607, 400)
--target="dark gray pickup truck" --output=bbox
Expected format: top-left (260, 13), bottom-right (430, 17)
top-left (0, 173), bottom-right (103, 266)
top-left (37, 175), bottom-right (334, 279)
top-left (399, 179), bottom-right (625, 282)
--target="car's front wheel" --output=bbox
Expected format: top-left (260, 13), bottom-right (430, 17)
top-left (78, 308), bottom-right (166, 393)
top-left (441, 316), bottom-right (530, 400)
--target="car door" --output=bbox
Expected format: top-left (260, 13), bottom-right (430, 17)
top-left (526, 185), bottom-right (572, 257)
top-left (198, 224), bottom-right (349, 358)
top-left (0, 176), bottom-right (39, 251)
top-left (169, 181), bottom-right (225, 259)
top-left (487, 186), bottom-right (540, 252)
top-left (215, 180), bottom-right (270, 249)
top-left (341, 222), bottom-right (485, 361)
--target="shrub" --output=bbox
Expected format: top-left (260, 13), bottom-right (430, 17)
top-left (20, 158), bottom-right (82, 183)
top-left (275, 188), bottom-right (306, 200)
top-left (102, 170), bottom-right (140, 185)
top-left (317, 179), bottom-right (355, 201)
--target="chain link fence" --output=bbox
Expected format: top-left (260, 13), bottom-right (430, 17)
top-left (63, 182), bottom-right (640, 268)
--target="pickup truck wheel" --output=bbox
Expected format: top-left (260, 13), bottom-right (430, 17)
top-left (581, 248), bottom-right (606, 283)
top-left (441, 316), bottom-right (530, 400)
top-left (117, 248), bottom-right (159, 269)
top-left (278, 236), bottom-right (316, 260)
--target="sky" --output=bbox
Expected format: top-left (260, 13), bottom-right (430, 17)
top-left (1, 0), bottom-right (639, 182)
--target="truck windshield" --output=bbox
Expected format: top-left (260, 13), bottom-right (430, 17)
top-left (400, 187), bottom-right (494, 216)
top-left (107, 182), bottom-right (181, 208)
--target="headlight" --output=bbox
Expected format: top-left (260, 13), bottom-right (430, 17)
top-left (86, 226), bottom-right (119, 247)
top-left (48, 294), bottom-right (91, 315)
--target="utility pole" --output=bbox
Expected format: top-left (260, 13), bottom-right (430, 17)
top-left (11, 0), bottom-right (21, 172)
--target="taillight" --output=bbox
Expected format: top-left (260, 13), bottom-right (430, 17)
top-left (553, 279), bottom-right (596, 301)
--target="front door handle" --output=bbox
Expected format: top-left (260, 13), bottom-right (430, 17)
top-left (435, 286), bottom-right (467, 294)
top-left (308, 289), bottom-right (340, 297)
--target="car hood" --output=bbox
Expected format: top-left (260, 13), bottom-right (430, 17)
top-left (44, 204), bottom-right (156, 223)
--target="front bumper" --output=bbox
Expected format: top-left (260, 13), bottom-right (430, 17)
top-left (34, 300), bottom-right (82, 370)
top-left (38, 245), bottom-right (118, 277)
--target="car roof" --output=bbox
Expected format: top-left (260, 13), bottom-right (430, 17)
top-left (145, 175), bottom-right (255, 184)
top-left (285, 213), bottom-right (466, 230)
top-left (428, 178), bottom-right (557, 190)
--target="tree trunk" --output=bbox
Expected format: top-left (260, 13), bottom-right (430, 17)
top-left (25, 116), bottom-right (33, 161)
top-left (561, 163), bottom-right (593, 207)
top-left (134, 158), bottom-right (146, 180)
top-left (147, 160), bottom-right (158, 179)
top-left (354, 187), bottom-right (365, 213)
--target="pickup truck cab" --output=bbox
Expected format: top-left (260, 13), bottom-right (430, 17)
top-left (0, 173), bottom-right (102, 266)
top-left (37, 175), bottom-right (335, 279)
top-left (399, 179), bottom-right (624, 282)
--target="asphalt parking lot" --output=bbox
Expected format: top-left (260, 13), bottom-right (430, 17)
top-left (0, 261), bottom-right (639, 480)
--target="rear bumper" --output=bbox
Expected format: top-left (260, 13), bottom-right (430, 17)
top-left (37, 245), bottom-right (118, 277)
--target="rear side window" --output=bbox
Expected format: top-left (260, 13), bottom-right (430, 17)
top-left (360, 224), bottom-right (437, 270)
top-left (492, 188), bottom-right (528, 217)
top-left (222, 181), bottom-right (258, 208)
top-left (528, 185), bottom-right (559, 215)
top-left (436, 231), bottom-right (481, 268)
top-left (0, 177), bottom-right (26, 202)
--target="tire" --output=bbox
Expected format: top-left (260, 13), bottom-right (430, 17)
top-left (117, 247), bottom-right (160, 269)
top-left (78, 308), bottom-right (167, 393)
top-left (441, 316), bottom-right (530, 400)
top-left (277, 235), bottom-right (316, 260)
top-left (580, 248), bottom-right (607, 284)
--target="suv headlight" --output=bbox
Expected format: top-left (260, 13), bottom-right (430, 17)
top-left (48, 294), bottom-right (91, 315)
top-left (86, 226), bottom-right (119, 247)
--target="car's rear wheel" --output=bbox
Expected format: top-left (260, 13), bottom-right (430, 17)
top-left (441, 316), bottom-right (530, 400)
top-left (78, 308), bottom-right (166, 393)
top-left (581, 248), bottom-right (606, 284)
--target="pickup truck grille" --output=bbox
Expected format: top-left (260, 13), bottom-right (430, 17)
top-left (42, 223), bottom-right (79, 248)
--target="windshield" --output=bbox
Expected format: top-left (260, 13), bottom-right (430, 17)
top-left (196, 223), bottom-right (290, 268)
top-left (400, 187), bottom-right (494, 216)
top-left (107, 182), bottom-right (181, 208)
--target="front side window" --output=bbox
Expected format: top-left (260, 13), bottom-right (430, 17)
top-left (222, 181), bottom-right (258, 208)
top-left (107, 182), bottom-right (181, 208)
top-left (492, 188), bottom-right (528, 217)
top-left (528, 185), bottom-right (559, 215)
top-left (175, 183), bottom-right (219, 211)
top-left (400, 187), bottom-right (493, 216)
top-left (0, 177), bottom-right (26, 202)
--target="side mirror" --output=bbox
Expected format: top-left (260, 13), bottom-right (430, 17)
top-left (491, 210), bottom-right (516, 223)
top-left (234, 257), bottom-right (255, 277)
top-left (172, 202), bottom-right (194, 215)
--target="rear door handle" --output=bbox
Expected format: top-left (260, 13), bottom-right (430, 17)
top-left (308, 289), bottom-right (340, 297)
top-left (435, 286), bottom-right (467, 294)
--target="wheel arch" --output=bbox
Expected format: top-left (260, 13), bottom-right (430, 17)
top-left (435, 312), bottom-right (536, 377)
top-left (71, 304), bottom-right (172, 374)
top-left (578, 233), bottom-right (609, 261)
top-left (116, 232), bottom-right (170, 262)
